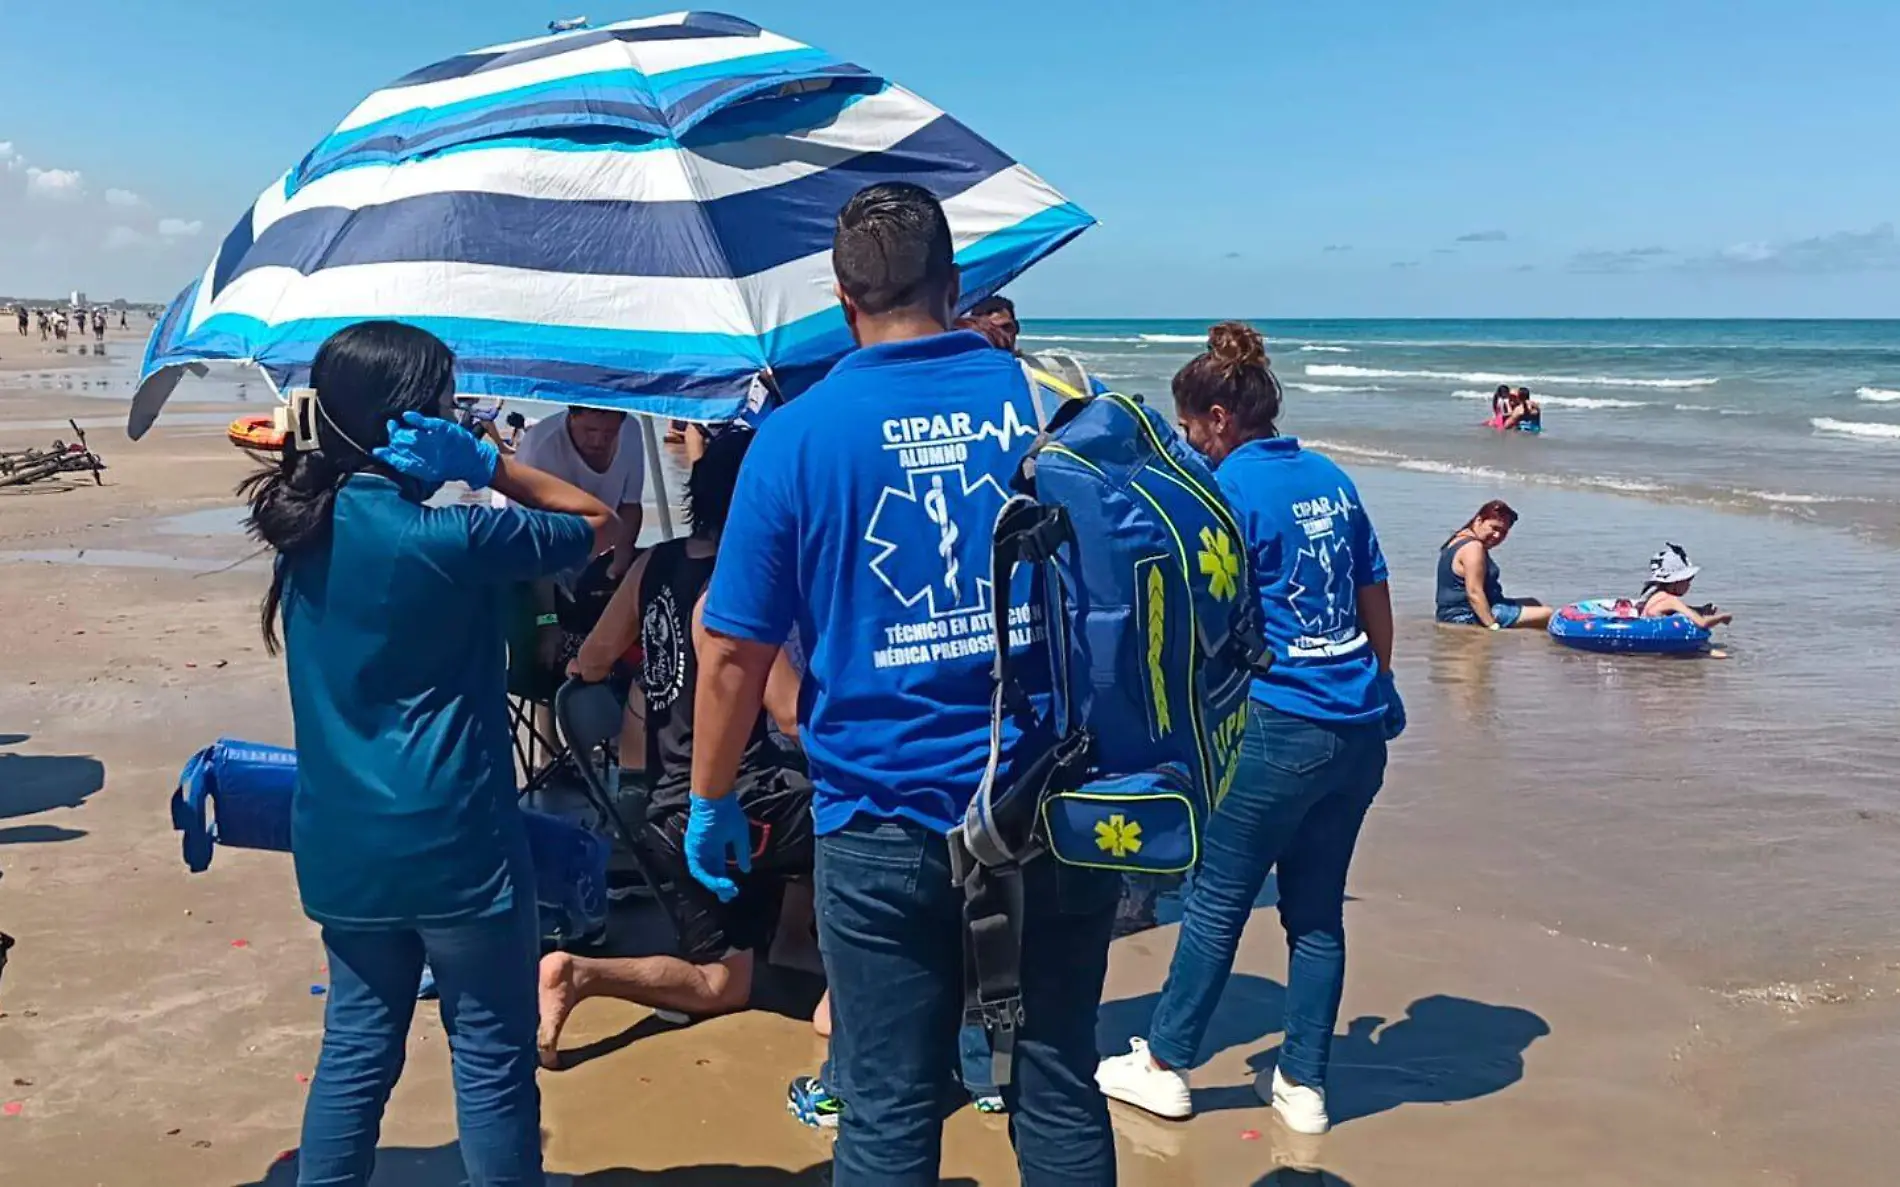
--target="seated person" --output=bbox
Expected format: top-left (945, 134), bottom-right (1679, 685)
top-left (1636, 543), bottom-right (1733, 628)
top-left (513, 405), bottom-right (650, 671)
top-left (538, 428), bottom-right (812, 1068)
top-left (1435, 499), bottom-right (1554, 630)
top-left (1501, 386), bottom-right (1542, 431)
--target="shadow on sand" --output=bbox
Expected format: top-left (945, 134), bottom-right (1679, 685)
top-left (1254, 1171), bottom-right (1353, 1186)
top-left (241, 1148), bottom-right (972, 1186)
top-left (0, 736), bottom-right (104, 835)
top-left (1100, 972), bottom-right (1548, 1124)
top-left (1276, 994), bottom-right (1551, 1125)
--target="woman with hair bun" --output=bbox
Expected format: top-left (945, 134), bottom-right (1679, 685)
top-left (1096, 322), bottom-right (1402, 1135)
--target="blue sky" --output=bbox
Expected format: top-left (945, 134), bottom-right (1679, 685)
top-left (3, 0), bottom-right (1897, 316)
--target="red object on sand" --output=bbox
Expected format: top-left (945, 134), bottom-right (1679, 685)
top-left (3, 1101), bottom-right (23, 1117)
top-left (1239, 1129), bottom-right (1261, 1141)
top-left (231, 939), bottom-right (250, 948)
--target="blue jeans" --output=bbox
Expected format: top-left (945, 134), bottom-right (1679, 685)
top-left (817, 815), bottom-right (1119, 1186)
top-left (298, 887), bottom-right (543, 1186)
top-left (1148, 703), bottom-right (1386, 1089)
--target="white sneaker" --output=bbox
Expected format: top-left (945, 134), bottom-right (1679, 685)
top-left (1095, 1037), bottom-right (1192, 1119)
top-left (1256, 1066), bottom-right (1330, 1135)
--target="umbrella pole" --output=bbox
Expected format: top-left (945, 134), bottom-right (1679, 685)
top-left (641, 415), bottom-right (675, 541)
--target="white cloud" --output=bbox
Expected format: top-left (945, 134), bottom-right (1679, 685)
top-left (157, 218), bottom-right (204, 239)
top-left (0, 142), bottom-right (18, 171)
top-left (104, 225), bottom-right (151, 251)
top-left (26, 166), bottom-right (85, 199)
top-left (105, 188), bottom-right (144, 208)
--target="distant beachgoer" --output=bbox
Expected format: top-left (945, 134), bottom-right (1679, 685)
top-left (1435, 500), bottom-right (1554, 629)
top-left (1097, 322), bottom-right (1403, 1134)
top-left (14, 305), bottom-right (26, 336)
top-left (119, 310), bottom-right (127, 330)
top-left (539, 429), bottom-right (817, 1069)
top-left (1501, 386), bottom-right (1542, 431)
top-left (503, 410), bottom-right (528, 451)
top-left (242, 320), bottom-right (617, 1185)
top-left (1636, 543), bottom-right (1733, 628)
top-left (91, 308), bottom-right (105, 343)
top-left (697, 182), bottom-right (1118, 1182)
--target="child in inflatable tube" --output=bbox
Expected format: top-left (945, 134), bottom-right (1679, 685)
top-left (1635, 543), bottom-right (1733, 629)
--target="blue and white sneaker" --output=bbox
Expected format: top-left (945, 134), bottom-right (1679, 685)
top-left (786, 1075), bottom-right (844, 1130)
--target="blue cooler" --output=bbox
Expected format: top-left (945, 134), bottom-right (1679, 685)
top-left (171, 739), bottom-right (610, 943)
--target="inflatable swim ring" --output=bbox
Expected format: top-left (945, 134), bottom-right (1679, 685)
top-left (227, 414), bottom-right (287, 454)
top-left (1548, 598), bottom-right (1711, 654)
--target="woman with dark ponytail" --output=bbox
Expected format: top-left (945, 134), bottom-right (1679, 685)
top-left (1097, 322), bottom-right (1402, 1135)
top-left (245, 321), bottom-right (617, 1186)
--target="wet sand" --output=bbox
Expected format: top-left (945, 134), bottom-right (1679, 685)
top-left (2, 350), bottom-right (1894, 1184)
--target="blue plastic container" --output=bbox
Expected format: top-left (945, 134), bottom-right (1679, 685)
top-left (171, 739), bottom-right (611, 941)
top-left (172, 738), bottom-right (297, 872)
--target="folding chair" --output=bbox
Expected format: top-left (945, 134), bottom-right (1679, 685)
top-left (553, 678), bottom-right (679, 932)
top-left (506, 585), bottom-right (567, 796)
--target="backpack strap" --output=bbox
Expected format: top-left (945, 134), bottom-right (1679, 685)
top-left (962, 496), bottom-right (1073, 868)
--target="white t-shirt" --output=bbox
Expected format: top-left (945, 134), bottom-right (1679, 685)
top-left (513, 411), bottom-right (646, 511)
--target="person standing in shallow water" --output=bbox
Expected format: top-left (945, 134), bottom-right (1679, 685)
top-left (1096, 322), bottom-right (1404, 1135)
top-left (243, 321), bottom-right (618, 1187)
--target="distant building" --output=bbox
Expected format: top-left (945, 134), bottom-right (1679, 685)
top-left (71, 290), bottom-right (88, 308)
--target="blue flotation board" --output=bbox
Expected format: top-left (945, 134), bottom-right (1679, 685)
top-left (1548, 599), bottom-right (1711, 654)
top-left (171, 738), bottom-right (610, 940)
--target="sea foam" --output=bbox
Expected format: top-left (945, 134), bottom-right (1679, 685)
top-left (1308, 363), bottom-right (1717, 390)
top-left (1856, 386), bottom-right (1900, 403)
top-left (1450, 389), bottom-right (1646, 409)
top-left (1812, 417), bottom-right (1900, 440)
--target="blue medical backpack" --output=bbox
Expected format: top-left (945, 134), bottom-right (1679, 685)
top-left (952, 380), bottom-right (1266, 1083)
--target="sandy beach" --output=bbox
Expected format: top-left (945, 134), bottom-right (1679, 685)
top-left (2, 335), bottom-right (1895, 1186)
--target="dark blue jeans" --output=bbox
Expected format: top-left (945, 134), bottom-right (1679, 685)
top-left (297, 885), bottom-right (543, 1186)
top-left (1148, 703), bottom-right (1386, 1089)
top-left (816, 815), bottom-right (1119, 1186)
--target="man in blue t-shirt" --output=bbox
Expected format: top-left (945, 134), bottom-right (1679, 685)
top-left (687, 183), bottom-right (1118, 1185)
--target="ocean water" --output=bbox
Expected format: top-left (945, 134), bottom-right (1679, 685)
top-left (1030, 320), bottom-right (1900, 1151)
top-left (1022, 319), bottom-right (1900, 541)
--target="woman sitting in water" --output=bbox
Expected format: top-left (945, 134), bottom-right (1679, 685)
top-left (1436, 500), bottom-right (1554, 630)
top-left (1636, 543), bottom-right (1734, 628)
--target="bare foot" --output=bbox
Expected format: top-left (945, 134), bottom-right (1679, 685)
top-left (812, 989), bottom-right (831, 1039)
top-left (538, 951), bottom-right (580, 1070)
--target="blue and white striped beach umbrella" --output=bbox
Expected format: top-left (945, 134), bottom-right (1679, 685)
top-left (130, 10), bottom-right (1092, 438)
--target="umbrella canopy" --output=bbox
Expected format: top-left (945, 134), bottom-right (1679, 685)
top-left (130, 10), bottom-right (1092, 439)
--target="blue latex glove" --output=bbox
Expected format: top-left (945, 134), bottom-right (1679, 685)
top-left (1375, 670), bottom-right (1407, 741)
top-left (683, 795), bottom-right (751, 903)
top-left (373, 410), bottom-right (499, 488)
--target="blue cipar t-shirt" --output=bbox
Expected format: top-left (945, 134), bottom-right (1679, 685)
top-left (705, 331), bottom-right (1058, 836)
top-left (281, 473), bottom-right (594, 928)
top-left (1215, 437), bottom-right (1389, 724)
